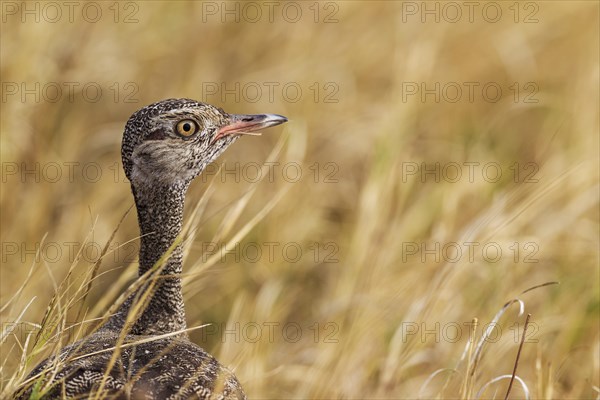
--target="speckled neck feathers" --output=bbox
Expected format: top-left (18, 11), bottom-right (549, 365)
top-left (104, 182), bottom-right (189, 336)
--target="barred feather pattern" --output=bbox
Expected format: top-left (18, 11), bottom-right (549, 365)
top-left (18, 331), bottom-right (245, 399)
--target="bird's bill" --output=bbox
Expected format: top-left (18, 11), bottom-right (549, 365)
top-left (212, 113), bottom-right (287, 143)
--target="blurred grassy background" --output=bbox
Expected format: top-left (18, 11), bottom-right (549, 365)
top-left (1, 1), bottom-right (598, 398)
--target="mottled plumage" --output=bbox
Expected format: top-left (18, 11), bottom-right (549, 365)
top-left (17, 99), bottom-right (287, 399)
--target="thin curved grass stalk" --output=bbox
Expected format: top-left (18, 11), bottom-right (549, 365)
top-left (0, 344), bottom-right (15, 393)
top-left (30, 220), bottom-right (99, 353)
top-left (41, 264), bottom-right (109, 351)
top-left (418, 368), bottom-right (458, 399)
top-left (217, 292), bottom-right (248, 366)
top-left (75, 206), bottom-right (133, 323)
top-left (18, 334), bottom-right (33, 387)
top-left (1, 297), bottom-right (36, 344)
top-left (179, 176), bottom-right (217, 264)
top-left (467, 300), bottom-right (525, 381)
top-left (28, 313), bottom-right (74, 396)
top-left (475, 374), bottom-right (531, 400)
top-left (85, 237), bottom-right (141, 319)
top-left (70, 324), bottom-right (210, 362)
top-left (460, 317), bottom-right (479, 399)
top-left (0, 232), bottom-right (46, 315)
top-left (521, 281), bottom-right (559, 294)
top-left (35, 316), bottom-right (104, 351)
top-left (504, 314), bottom-right (531, 400)
top-left (0, 330), bottom-right (32, 398)
top-left (480, 164), bottom-right (586, 243)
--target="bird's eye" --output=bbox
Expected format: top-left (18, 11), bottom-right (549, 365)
top-left (175, 120), bottom-right (199, 137)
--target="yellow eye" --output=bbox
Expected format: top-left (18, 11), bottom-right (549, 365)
top-left (175, 120), bottom-right (198, 137)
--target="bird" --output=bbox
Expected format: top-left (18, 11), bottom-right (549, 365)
top-left (16, 98), bottom-right (288, 399)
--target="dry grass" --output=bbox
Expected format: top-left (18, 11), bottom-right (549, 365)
top-left (1, 1), bottom-right (598, 399)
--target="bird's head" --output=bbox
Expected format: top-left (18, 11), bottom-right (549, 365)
top-left (121, 98), bottom-right (287, 187)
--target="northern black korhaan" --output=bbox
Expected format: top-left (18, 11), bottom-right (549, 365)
top-left (17, 99), bottom-right (288, 399)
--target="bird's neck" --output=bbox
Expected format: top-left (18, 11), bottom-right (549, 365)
top-left (135, 182), bottom-right (187, 276)
top-left (106, 182), bottom-right (190, 336)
